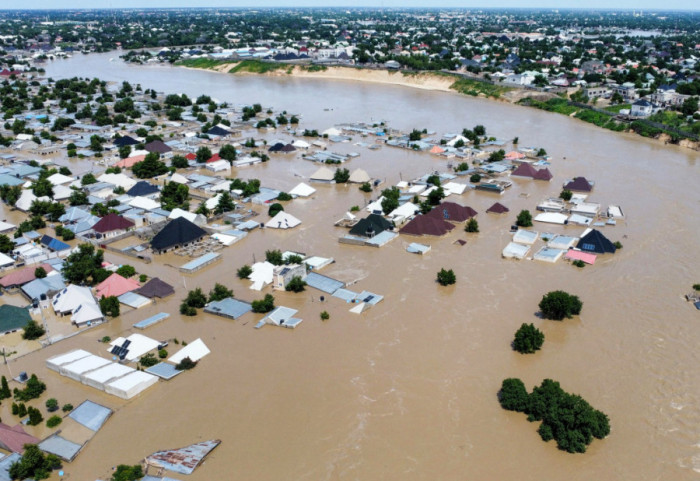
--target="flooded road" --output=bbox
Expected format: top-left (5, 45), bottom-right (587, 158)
top-left (0, 52), bottom-right (697, 480)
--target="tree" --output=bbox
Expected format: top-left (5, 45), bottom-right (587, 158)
top-left (268, 202), bottom-right (284, 217)
top-left (0, 376), bottom-right (10, 400)
top-left (139, 353), bottom-right (159, 367)
top-left (437, 268), bottom-right (456, 286)
top-left (99, 296), bottom-right (120, 317)
top-left (681, 96), bottom-right (698, 117)
top-left (285, 276), bottom-right (307, 293)
top-left (498, 378), bottom-right (529, 412)
top-left (539, 291), bottom-right (583, 320)
top-left (0, 185), bottom-right (22, 206)
top-left (333, 168), bottom-right (350, 183)
top-left (465, 218), bottom-right (479, 233)
top-left (427, 187), bottom-right (445, 205)
top-left (22, 320), bottom-right (46, 340)
top-left (14, 374), bottom-right (46, 402)
top-left (237, 264), bottom-right (253, 279)
top-left (69, 188), bottom-right (88, 206)
top-left (45, 398), bottom-right (59, 412)
top-left (27, 406), bottom-right (44, 426)
top-left (196, 146), bottom-right (212, 163)
top-left (251, 294), bottom-right (275, 313)
top-left (265, 249), bottom-right (284, 266)
top-left (81, 172), bottom-right (98, 185)
top-left (160, 182), bottom-right (189, 211)
top-left (8, 444), bottom-right (61, 480)
top-left (115, 265), bottom-right (136, 278)
top-left (320, 311), bottom-right (330, 321)
top-left (560, 189), bottom-right (573, 201)
top-left (175, 356), bottom-right (198, 370)
top-left (516, 210), bottom-right (533, 227)
top-left (409, 129), bottom-right (422, 141)
top-left (214, 191), bottom-right (235, 214)
top-left (46, 415), bottom-right (62, 428)
top-left (171, 155), bottom-right (188, 168)
top-left (380, 186), bottom-right (401, 215)
top-left (62, 244), bottom-right (105, 285)
top-left (110, 464), bottom-right (144, 481)
top-left (209, 283), bottom-right (233, 302)
top-left (473, 125), bottom-right (486, 136)
top-left (132, 152), bottom-right (168, 178)
top-left (32, 178), bottom-right (53, 198)
top-left (488, 149), bottom-right (505, 162)
top-left (536, 148), bottom-right (547, 157)
top-left (469, 173), bottom-right (481, 183)
top-left (184, 288), bottom-right (207, 308)
top-left (219, 144), bottom-right (237, 163)
top-left (118, 144), bottom-right (132, 159)
top-left (277, 192), bottom-right (292, 201)
top-left (0, 234), bottom-right (15, 253)
top-left (513, 323), bottom-right (545, 354)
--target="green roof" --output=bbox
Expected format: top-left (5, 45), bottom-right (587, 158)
top-left (0, 304), bottom-right (32, 334)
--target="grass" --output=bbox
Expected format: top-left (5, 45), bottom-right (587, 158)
top-left (574, 109), bottom-right (626, 132)
top-left (176, 58), bottom-right (231, 69)
top-left (450, 77), bottom-right (511, 99)
top-left (519, 97), bottom-right (579, 115)
top-left (228, 60), bottom-right (289, 74)
top-left (299, 64), bottom-right (328, 72)
top-left (604, 103), bottom-right (631, 113)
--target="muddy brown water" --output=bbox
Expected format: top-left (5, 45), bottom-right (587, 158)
top-left (0, 52), bottom-right (697, 480)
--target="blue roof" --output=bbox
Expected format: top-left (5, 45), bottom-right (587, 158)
top-left (68, 400), bottom-right (113, 431)
top-left (145, 362), bottom-right (182, 380)
top-left (134, 312), bottom-right (170, 329)
top-left (59, 206), bottom-right (92, 223)
top-left (306, 272), bottom-right (345, 294)
top-left (38, 434), bottom-right (83, 462)
top-left (21, 275), bottom-right (66, 301)
top-left (41, 235), bottom-right (70, 252)
top-left (0, 453), bottom-right (21, 481)
top-left (204, 298), bottom-right (252, 320)
top-left (0, 174), bottom-right (24, 187)
top-left (180, 252), bottom-right (220, 272)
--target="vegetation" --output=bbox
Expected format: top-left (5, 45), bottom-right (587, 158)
top-left (160, 182), bottom-right (190, 211)
top-left (209, 283), bottom-right (233, 302)
top-left (138, 353), bottom-right (159, 368)
top-left (0, 376), bottom-right (10, 400)
top-left (22, 320), bottom-right (46, 340)
top-left (13, 374), bottom-right (46, 402)
top-left (320, 311), bottom-right (330, 321)
top-left (46, 415), bottom-right (62, 428)
top-left (158, 349), bottom-right (168, 359)
top-left (333, 168), bottom-right (350, 183)
top-left (228, 59), bottom-right (289, 74)
top-left (230, 178), bottom-right (261, 197)
top-left (8, 444), bottom-right (61, 480)
top-left (359, 182), bottom-right (372, 193)
top-left (62, 403), bottom-right (74, 412)
top-left (516, 209), bottom-right (533, 228)
top-left (437, 268), bottom-right (457, 286)
top-left (115, 265), bottom-right (136, 278)
top-left (61, 244), bottom-right (106, 286)
top-left (613, 241), bottom-right (623, 249)
top-left (132, 152), bottom-right (169, 178)
top-left (99, 296), bottom-right (120, 317)
top-left (175, 356), bottom-right (198, 371)
top-left (572, 260), bottom-right (585, 268)
top-left (27, 406), bottom-right (44, 425)
top-left (277, 192), bottom-right (293, 201)
top-left (110, 464), bottom-right (144, 481)
top-left (45, 398), bottom-right (59, 412)
top-left (560, 189), bottom-right (573, 201)
top-left (513, 323), bottom-right (545, 354)
top-left (380, 187), bottom-right (401, 215)
top-left (215, 191), bottom-right (236, 214)
top-left (469, 173), bottom-right (481, 183)
top-left (285, 276), bottom-right (307, 293)
top-left (251, 294), bottom-right (275, 313)
top-left (539, 291), bottom-right (583, 320)
top-left (265, 249), bottom-right (284, 266)
top-left (181, 288), bottom-right (207, 316)
top-left (450, 77), bottom-right (510, 99)
top-left (498, 378), bottom-right (610, 453)
top-left (268, 202), bottom-right (284, 217)
top-left (237, 264), bottom-right (253, 279)
top-left (465, 218), bottom-right (479, 233)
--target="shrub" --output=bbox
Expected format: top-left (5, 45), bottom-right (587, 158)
top-left (320, 311), bottom-right (330, 321)
top-left (45, 398), bottom-right (59, 412)
top-left (237, 264), bottom-right (253, 279)
top-left (139, 274), bottom-right (147, 283)
top-left (277, 192), bottom-right (292, 201)
top-left (184, 288), bottom-right (207, 308)
top-left (513, 323), bottom-right (545, 354)
top-left (115, 265), bottom-right (136, 278)
top-left (265, 249), bottom-right (284, 266)
top-left (34, 267), bottom-right (47, 279)
top-left (22, 320), bottom-right (46, 340)
top-left (99, 295), bottom-right (120, 317)
top-left (14, 374), bottom-right (46, 402)
top-left (46, 415), bottom-right (62, 428)
top-left (208, 283), bottom-right (233, 302)
top-left (470, 173), bottom-right (481, 183)
top-left (560, 189), bottom-right (573, 201)
top-left (613, 241), bottom-right (623, 249)
top-left (350, 205), bottom-right (360, 212)
top-left (268, 202), bottom-right (284, 217)
top-left (539, 291), bottom-right (583, 320)
top-left (62, 403), bottom-right (73, 412)
top-left (27, 406), bottom-right (43, 425)
top-left (572, 260), bottom-right (585, 268)
top-left (175, 356), bottom-right (197, 371)
top-left (465, 218), bottom-right (479, 233)
top-left (516, 209), bottom-right (533, 227)
top-left (139, 353), bottom-right (159, 367)
top-left (694, 284), bottom-right (700, 291)
top-left (498, 378), bottom-right (529, 412)
top-left (158, 349), bottom-right (168, 359)
top-left (101, 336), bottom-right (111, 343)
top-left (251, 294), bottom-right (275, 313)
top-left (110, 464), bottom-right (143, 481)
top-left (285, 276), bottom-right (307, 293)
top-left (180, 302), bottom-right (197, 316)
top-left (333, 168), bottom-right (350, 183)
top-left (437, 268), bottom-right (456, 286)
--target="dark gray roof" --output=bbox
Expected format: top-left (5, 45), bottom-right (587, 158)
top-left (150, 217), bottom-right (207, 252)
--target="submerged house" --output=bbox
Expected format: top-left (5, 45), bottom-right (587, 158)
top-left (348, 214), bottom-right (394, 238)
top-left (399, 215), bottom-right (455, 237)
top-left (150, 217), bottom-right (207, 254)
top-left (272, 264), bottom-right (307, 290)
top-left (91, 213), bottom-right (135, 239)
top-left (577, 229), bottom-right (616, 254)
top-left (425, 202), bottom-right (477, 224)
top-left (563, 177), bottom-right (594, 192)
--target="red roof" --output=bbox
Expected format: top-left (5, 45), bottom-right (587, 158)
top-left (511, 163), bottom-right (539, 178)
top-left (0, 263), bottom-right (54, 288)
top-left (399, 215), bottom-right (455, 237)
top-left (185, 153), bottom-right (196, 160)
top-left (206, 153), bottom-right (221, 163)
top-left (425, 202), bottom-right (477, 223)
top-left (533, 167), bottom-right (553, 181)
top-left (92, 213), bottom-right (135, 233)
top-left (486, 202), bottom-right (510, 214)
top-left (564, 176), bottom-right (593, 192)
top-left (95, 272), bottom-right (140, 298)
top-left (0, 423), bottom-right (39, 453)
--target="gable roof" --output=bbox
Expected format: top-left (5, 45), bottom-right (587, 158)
top-left (425, 202), bottom-right (477, 223)
top-left (0, 423), bottom-right (39, 453)
top-left (0, 263), bottom-right (54, 288)
top-left (564, 176), bottom-right (593, 192)
top-left (486, 202), bottom-right (510, 214)
top-left (511, 163), bottom-right (539, 178)
top-left (310, 166), bottom-right (335, 181)
top-left (113, 135), bottom-right (139, 147)
top-left (92, 213), bottom-right (135, 233)
top-left (144, 140), bottom-right (172, 154)
top-left (95, 273), bottom-right (140, 298)
top-left (533, 167), bottom-right (553, 181)
top-left (136, 277), bottom-right (175, 298)
top-left (127, 180), bottom-right (160, 197)
top-left (0, 304), bottom-right (32, 334)
top-left (577, 229), bottom-right (616, 254)
top-left (349, 214), bottom-right (393, 237)
top-left (150, 217), bottom-right (207, 251)
top-left (207, 125), bottom-right (230, 137)
top-left (399, 215), bottom-right (455, 237)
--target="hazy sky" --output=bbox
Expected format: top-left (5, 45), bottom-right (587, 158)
top-left (6, 1), bottom-right (700, 11)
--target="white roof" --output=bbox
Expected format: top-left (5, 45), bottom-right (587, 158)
top-left (396, 181), bottom-right (409, 189)
top-left (105, 370), bottom-right (158, 399)
top-left (98, 173), bottom-right (137, 190)
top-left (502, 242), bottom-right (531, 259)
top-left (169, 208), bottom-right (196, 222)
top-left (607, 205), bottom-right (624, 218)
top-left (570, 202), bottom-right (600, 216)
top-left (534, 212), bottom-right (569, 225)
top-left (548, 235), bottom-right (578, 250)
top-left (46, 349), bottom-right (92, 371)
top-left (0, 220), bottom-right (16, 232)
top-left (289, 182), bottom-right (316, 197)
top-left (568, 213), bottom-right (592, 226)
top-left (249, 261), bottom-right (274, 290)
top-left (209, 181), bottom-right (231, 192)
top-left (292, 139), bottom-right (310, 149)
top-left (52, 184), bottom-right (73, 201)
top-left (348, 168), bottom-right (370, 183)
top-left (169, 338), bottom-right (210, 363)
top-left (52, 285), bottom-right (95, 314)
top-left (109, 333), bottom-right (160, 362)
top-left (366, 196), bottom-right (384, 213)
top-left (16, 190), bottom-right (50, 212)
top-left (205, 159), bottom-right (231, 172)
top-left (407, 184), bottom-right (426, 194)
top-left (211, 233), bottom-right (237, 246)
top-left (420, 185), bottom-right (450, 198)
top-left (70, 302), bottom-right (103, 326)
top-left (0, 252), bottom-right (13, 267)
top-left (169, 173), bottom-right (189, 184)
top-left (512, 229), bottom-right (539, 245)
top-left (265, 211), bottom-right (301, 229)
top-left (82, 363), bottom-right (135, 389)
top-left (60, 354), bottom-right (111, 381)
top-left (389, 201), bottom-right (419, 219)
top-left (442, 182), bottom-right (467, 195)
top-left (310, 166), bottom-right (335, 181)
top-left (129, 196), bottom-right (161, 211)
top-left (47, 173), bottom-right (75, 185)
top-left (322, 127), bottom-right (342, 137)
top-left (205, 193), bottom-right (222, 210)
top-left (446, 135), bottom-right (469, 147)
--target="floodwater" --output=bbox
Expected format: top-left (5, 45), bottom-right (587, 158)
top-left (0, 52), bottom-right (697, 480)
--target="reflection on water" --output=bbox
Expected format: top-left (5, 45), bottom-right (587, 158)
top-left (1, 52), bottom-right (697, 480)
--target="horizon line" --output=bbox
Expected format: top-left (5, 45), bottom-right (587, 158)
top-left (1, 6), bottom-right (700, 12)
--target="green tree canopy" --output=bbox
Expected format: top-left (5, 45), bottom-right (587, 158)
top-left (132, 152), bottom-right (168, 178)
top-left (61, 244), bottom-right (105, 286)
top-left (513, 323), bottom-right (545, 354)
top-left (539, 291), bottom-right (583, 320)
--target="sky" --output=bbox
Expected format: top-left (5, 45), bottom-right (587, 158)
top-left (5, 1), bottom-right (699, 11)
